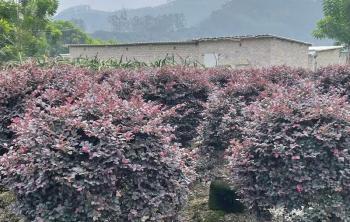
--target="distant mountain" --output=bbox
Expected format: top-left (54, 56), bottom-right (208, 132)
top-left (55, 0), bottom-right (331, 45)
top-left (57, 0), bottom-right (167, 13)
top-left (55, 5), bottom-right (114, 33)
top-left (194, 0), bottom-right (329, 44)
top-left (110, 0), bottom-right (229, 27)
top-left (55, 0), bottom-right (228, 33)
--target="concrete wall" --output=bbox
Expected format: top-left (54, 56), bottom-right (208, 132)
top-left (69, 43), bottom-right (201, 64)
top-left (308, 49), bottom-right (347, 71)
top-left (196, 38), bottom-right (272, 68)
top-left (270, 39), bottom-right (310, 68)
top-left (69, 38), bottom-right (310, 68)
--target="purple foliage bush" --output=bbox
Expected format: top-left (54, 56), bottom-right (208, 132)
top-left (315, 65), bottom-right (350, 97)
top-left (0, 66), bottom-right (194, 222)
top-left (198, 66), bottom-right (307, 153)
top-left (0, 65), bottom-right (50, 155)
top-left (3, 63), bottom-right (350, 221)
top-left (0, 65), bottom-right (93, 155)
top-left (228, 82), bottom-right (350, 220)
top-left (100, 67), bottom-right (213, 147)
top-left (140, 68), bottom-right (212, 147)
top-left (198, 70), bottom-right (266, 154)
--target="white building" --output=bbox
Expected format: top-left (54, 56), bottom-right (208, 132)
top-left (68, 35), bottom-right (311, 68)
top-left (309, 46), bottom-right (348, 71)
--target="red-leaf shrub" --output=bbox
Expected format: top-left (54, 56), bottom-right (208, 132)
top-left (198, 71), bottom-right (267, 153)
top-left (0, 64), bottom-right (93, 156)
top-left (260, 66), bottom-right (309, 86)
top-left (195, 67), bottom-right (308, 181)
top-left (315, 65), bottom-right (350, 97)
top-left (0, 65), bottom-right (55, 156)
top-left (198, 66), bottom-right (307, 153)
top-left (206, 68), bottom-right (235, 88)
top-left (141, 68), bottom-right (212, 147)
top-left (101, 67), bottom-right (212, 147)
top-left (1, 67), bottom-right (193, 221)
top-left (228, 82), bottom-right (350, 220)
top-left (0, 65), bottom-right (194, 221)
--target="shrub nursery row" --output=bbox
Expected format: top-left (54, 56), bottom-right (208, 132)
top-left (1, 64), bottom-right (350, 221)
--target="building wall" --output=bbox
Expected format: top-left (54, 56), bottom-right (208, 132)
top-left (69, 38), bottom-right (310, 68)
top-left (308, 49), bottom-right (347, 71)
top-left (69, 43), bottom-right (201, 64)
top-left (197, 38), bottom-right (272, 68)
top-left (270, 38), bottom-right (310, 68)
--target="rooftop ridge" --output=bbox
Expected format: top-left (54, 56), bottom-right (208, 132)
top-left (68, 34), bottom-right (312, 47)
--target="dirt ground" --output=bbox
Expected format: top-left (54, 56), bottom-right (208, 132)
top-left (180, 183), bottom-right (258, 222)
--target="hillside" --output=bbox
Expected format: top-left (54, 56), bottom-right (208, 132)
top-left (57, 0), bottom-right (166, 13)
top-left (110, 0), bottom-right (228, 27)
top-left (55, 0), bottom-right (228, 33)
top-left (54, 5), bottom-right (114, 33)
top-left (55, 0), bottom-right (331, 45)
top-left (194, 0), bottom-right (328, 44)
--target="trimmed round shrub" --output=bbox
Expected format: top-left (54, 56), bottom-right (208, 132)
top-left (0, 64), bottom-right (50, 155)
top-left (0, 64), bottom-right (93, 155)
top-left (101, 67), bottom-right (212, 147)
top-left (0, 64), bottom-right (96, 222)
top-left (141, 68), bottom-right (211, 147)
top-left (196, 66), bottom-right (308, 181)
top-left (207, 67), bottom-right (235, 88)
top-left (1, 77), bottom-right (193, 221)
top-left (228, 82), bottom-right (350, 220)
top-left (199, 66), bottom-right (308, 154)
top-left (198, 70), bottom-right (267, 153)
top-left (260, 66), bottom-right (309, 86)
top-left (315, 65), bottom-right (350, 97)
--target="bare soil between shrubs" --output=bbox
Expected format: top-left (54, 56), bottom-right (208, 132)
top-left (180, 183), bottom-right (257, 222)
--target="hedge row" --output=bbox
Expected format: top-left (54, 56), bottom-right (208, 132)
top-left (228, 82), bottom-right (350, 220)
top-left (1, 64), bottom-right (350, 221)
top-left (0, 65), bottom-right (198, 221)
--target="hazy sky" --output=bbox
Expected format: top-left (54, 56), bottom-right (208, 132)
top-left (57, 0), bottom-right (168, 12)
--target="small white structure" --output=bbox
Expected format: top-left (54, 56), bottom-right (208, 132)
top-left (68, 35), bottom-right (312, 68)
top-left (308, 46), bottom-right (347, 71)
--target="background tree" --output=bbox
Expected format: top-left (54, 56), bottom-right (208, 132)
top-left (0, 0), bottom-right (106, 63)
top-left (0, 0), bottom-right (59, 62)
top-left (0, 0), bottom-right (22, 61)
top-left (69, 18), bottom-right (86, 31)
top-left (314, 0), bottom-right (350, 46)
top-left (46, 20), bottom-right (104, 56)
